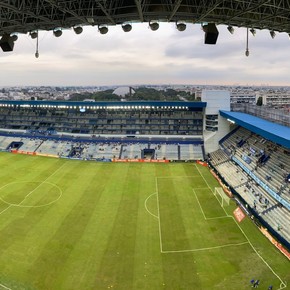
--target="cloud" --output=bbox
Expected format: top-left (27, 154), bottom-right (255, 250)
top-left (0, 23), bottom-right (290, 86)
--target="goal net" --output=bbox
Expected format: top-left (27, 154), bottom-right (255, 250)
top-left (214, 187), bottom-right (231, 207)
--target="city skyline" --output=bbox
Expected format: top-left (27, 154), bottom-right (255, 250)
top-left (1, 23), bottom-right (290, 87)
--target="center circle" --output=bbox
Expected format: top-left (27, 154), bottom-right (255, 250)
top-left (0, 181), bottom-right (62, 208)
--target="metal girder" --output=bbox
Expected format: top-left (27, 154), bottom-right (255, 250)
top-left (194, 0), bottom-right (225, 24)
top-left (43, 0), bottom-right (88, 26)
top-left (96, 1), bottom-right (116, 25)
top-left (1, 1), bottom-right (290, 36)
top-left (134, 0), bottom-right (144, 22)
top-left (168, 0), bottom-right (183, 22)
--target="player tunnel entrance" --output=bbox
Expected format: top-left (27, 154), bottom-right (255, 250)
top-left (7, 141), bottom-right (23, 150)
top-left (142, 148), bottom-right (155, 160)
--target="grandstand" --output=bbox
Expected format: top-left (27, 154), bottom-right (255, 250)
top-left (208, 123), bottom-right (290, 248)
top-left (0, 100), bottom-right (206, 162)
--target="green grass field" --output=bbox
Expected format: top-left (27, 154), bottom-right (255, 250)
top-left (0, 153), bottom-right (288, 290)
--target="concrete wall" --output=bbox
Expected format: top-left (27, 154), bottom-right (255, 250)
top-left (202, 90), bottom-right (231, 154)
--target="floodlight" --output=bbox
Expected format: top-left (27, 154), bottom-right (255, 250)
top-left (202, 23), bottom-right (219, 44)
top-left (122, 23), bottom-right (132, 32)
top-left (53, 29), bottom-right (62, 37)
top-left (98, 25), bottom-right (108, 34)
top-left (30, 31), bottom-right (38, 39)
top-left (0, 33), bottom-right (14, 52)
top-left (149, 21), bottom-right (159, 31)
top-left (227, 25), bottom-right (234, 34)
top-left (176, 22), bottom-right (186, 32)
top-left (250, 28), bottom-right (256, 36)
top-left (245, 28), bottom-right (250, 57)
top-left (270, 30), bottom-right (275, 39)
top-left (10, 34), bottom-right (18, 41)
top-left (73, 26), bottom-right (83, 34)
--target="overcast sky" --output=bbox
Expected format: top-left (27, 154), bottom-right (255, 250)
top-left (1, 23), bottom-right (290, 87)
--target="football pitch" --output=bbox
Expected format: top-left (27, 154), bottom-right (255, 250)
top-left (0, 153), bottom-right (288, 290)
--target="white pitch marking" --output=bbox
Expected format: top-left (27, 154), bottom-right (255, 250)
top-left (194, 163), bottom-right (287, 290)
top-left (0, 283), bottom-right (12, 290)
top-left (155, 178), bottom-right (163, 253)
top-left (0, 162), bottom-right (66, 290)
top-left (192, 188), bottom-right (229, 220)
top-left (162, 241), bottom-right (249, 254)
top-left (144, 193), bottom-right (159, 219)
top-left (0, 181), bottom-right (62, 208)
top-left (17, 162), bottom-right (66, 206)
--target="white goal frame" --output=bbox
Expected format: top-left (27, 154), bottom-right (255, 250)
top-left (214, 187), bottom-right (231, 207)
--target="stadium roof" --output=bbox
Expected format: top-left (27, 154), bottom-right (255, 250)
top-left (220, 111), bottom-right (290, 149)
top-left (1, 1), bottom-right (290, 37)
top-left (0, 100), bottom-right (206, 109)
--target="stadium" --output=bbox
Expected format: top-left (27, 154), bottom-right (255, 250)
top-left (0, 1), bottom-right (290, 290)
top-left (0, 89), bottom-right (289, 289)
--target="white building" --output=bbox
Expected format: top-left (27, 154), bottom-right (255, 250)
top-left (230, 91), bottom-right (257, 104)
top-left (262, 93), bottom-right (290, 107)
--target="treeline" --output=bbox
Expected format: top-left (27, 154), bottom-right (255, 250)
top-left (69, 90), bottom-right (120, 101)
top-left (69, 88), bottom-right (196, 102)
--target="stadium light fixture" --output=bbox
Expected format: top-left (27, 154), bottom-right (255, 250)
top-left (122, 23), bottom-right (132, 32)
top-left (35, 30), bottom-right (39, 58)
top-left (0, 33), bottom-right (15, 52)
top-left (245, 27), bottom-right (250, 57)
top-left (73, 26), bottom-right (83, 35)
top-left (149, 21), bottom-right (159, 31)
top-left (176, 22), bottom-right (186, 32)
top-left (227, 25), bottom-right (234, 34)
top-left (227, 118), bottom-right (235, 124)
top-left (30, 31), bottom-right (38, 39)
top-left (53, 28), bottom-right (62, 37)
top-left (202, 23), bottom-right (219, 44)
top-left (270, 30), bottom-right (275, 39)
top-left (10, 34), bottom-right (18, 41)
top-left (250, 28), bottom-right (256, 36)
top-left (98, 25), bottom-right (108, 34)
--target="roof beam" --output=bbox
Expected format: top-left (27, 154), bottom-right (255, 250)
top-left (0, 2), bottom-right (52, 24)
top-left (95, 1), bottom-right (115, 25)
top-left (168, 0), bottom-right (183, 22)
top-left (134, 0), bottom-right (144, 22)
top-left (195, 0), bottom-right (225, 23)
top-left (226, 0), bottom-right (271, 23)
top-left (43, 0), bottom-right (88, 25)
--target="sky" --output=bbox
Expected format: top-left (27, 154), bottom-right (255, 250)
top-left (1, 23), bottom-right (290, 87)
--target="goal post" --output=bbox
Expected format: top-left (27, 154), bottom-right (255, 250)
top-left (214, 187), bottom-right (231, 207)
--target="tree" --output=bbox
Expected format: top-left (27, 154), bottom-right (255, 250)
top-left (256, 96), bottom-right (263, 106)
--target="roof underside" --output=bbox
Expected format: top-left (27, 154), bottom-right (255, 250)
top-left (1, 0), bottom-right (290, 36)
top-left (220, 110), bottom-right (290, 149)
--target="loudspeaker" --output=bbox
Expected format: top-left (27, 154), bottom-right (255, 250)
top-left (203, 23), bottom-right (219, 45)
top-left (0, 34), bottom-right (14, 52)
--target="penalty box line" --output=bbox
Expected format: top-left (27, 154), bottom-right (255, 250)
top-left (155, 177), bottom-right (163, 253)
top-left (194, 164), bottom-right (287, 290)
top-left (156, 177), bottom-right (240, 255)
top-left (162, 241), bottom-right (249, 254)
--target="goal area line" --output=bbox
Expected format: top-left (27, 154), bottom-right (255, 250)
top-left (192, 188), bottom-right (229, 221)
top-left (161, 241), bottom-right (249, 254)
